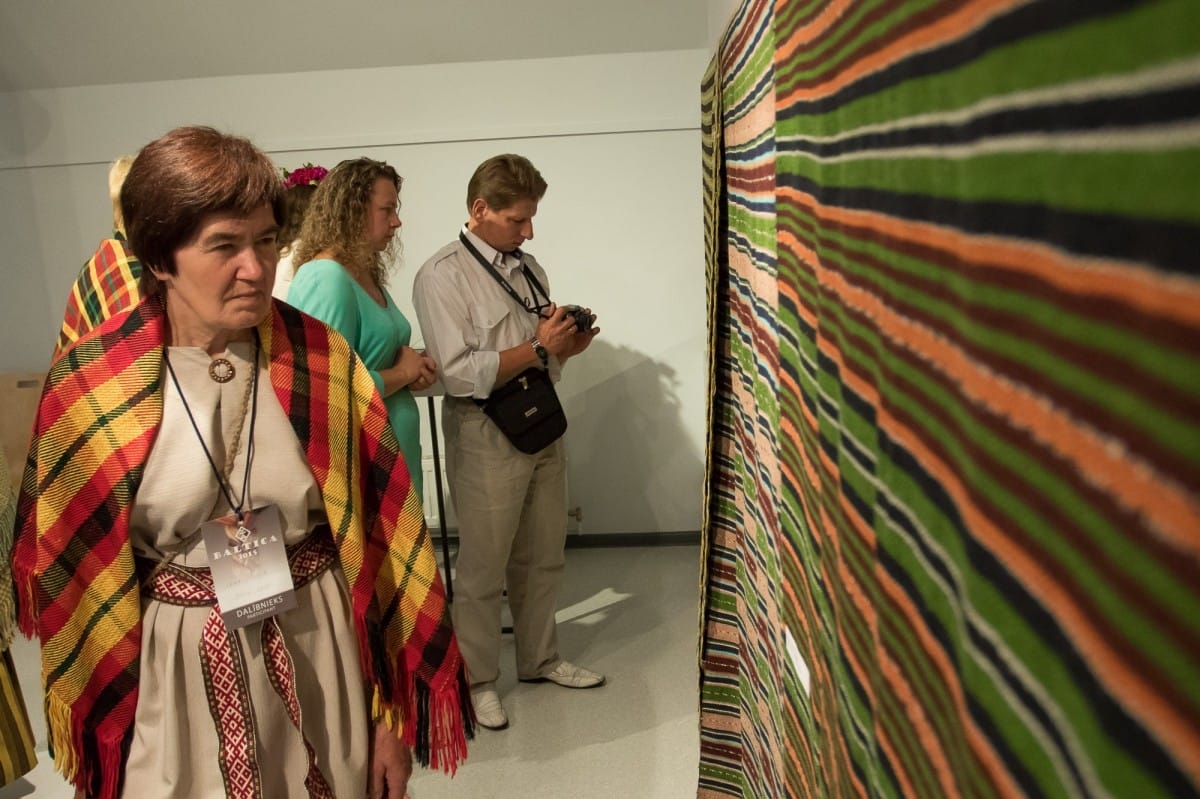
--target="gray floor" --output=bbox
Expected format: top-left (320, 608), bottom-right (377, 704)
top-left (2, 544), bottom-right (702, 799)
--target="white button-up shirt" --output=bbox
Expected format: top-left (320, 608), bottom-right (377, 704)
top-left (413, 226), bottom-right (561, 399)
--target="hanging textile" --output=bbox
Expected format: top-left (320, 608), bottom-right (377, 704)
top-left (700, 1), bottom-right (1200, 796)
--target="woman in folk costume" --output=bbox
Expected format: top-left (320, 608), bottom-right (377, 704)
top-left (52, 154), bottom-right (143, 362)
top-left (12, 126), bottom-right (473, 799)
top-left (0, 448), bottom-right (38, 787)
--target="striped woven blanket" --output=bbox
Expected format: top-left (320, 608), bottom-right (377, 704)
top-left (701, 1), bottom-right (1200, 796)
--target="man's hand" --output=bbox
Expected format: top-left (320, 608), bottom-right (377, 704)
top-left (536, 304), bottom-right (599, 359)
top-left (370, 720), bottom-right (413, 799)
top-left (563, 317), bottom-right (599, 358)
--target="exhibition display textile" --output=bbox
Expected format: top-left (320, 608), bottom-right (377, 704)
top-left (699, 1), bottom-right (1200, 797)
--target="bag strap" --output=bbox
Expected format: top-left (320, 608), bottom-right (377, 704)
top-left (458, 231), bottom-right (551, 317)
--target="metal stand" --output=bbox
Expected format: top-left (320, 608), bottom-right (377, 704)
top-left (426, 396), bottom-right (454, 601)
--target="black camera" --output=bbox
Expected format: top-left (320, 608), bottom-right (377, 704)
top-left (562, 305), bottom-right (595, 332)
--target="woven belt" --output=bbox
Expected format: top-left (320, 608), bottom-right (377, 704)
top-left (138, 526), bottom-right (337, 799)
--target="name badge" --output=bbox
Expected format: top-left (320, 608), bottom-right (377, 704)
top-left (201, 504), bottom-right (297, 630)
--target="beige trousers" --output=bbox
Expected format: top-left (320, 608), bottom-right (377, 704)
top-left (442, 397), bottom-right (567, 687)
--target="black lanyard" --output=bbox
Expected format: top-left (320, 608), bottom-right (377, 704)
top-left (162, 332), bottom-right (261, 524)
top-left (459, 231), bottom-right (551, 317)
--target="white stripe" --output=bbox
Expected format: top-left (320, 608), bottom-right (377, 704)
top-left (778, 55), bottom-right (1200, 158)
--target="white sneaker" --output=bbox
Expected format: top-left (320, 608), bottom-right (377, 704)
top-left (471, 688), bottom-right (509, 730)
top-left (530, 660), bottom-right (606, 689)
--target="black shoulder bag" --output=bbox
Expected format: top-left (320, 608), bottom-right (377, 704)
top-left (459, 233), bottom-right (567, 454)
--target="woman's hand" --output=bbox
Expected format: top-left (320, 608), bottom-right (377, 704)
top-left (392, 346), bottom-right (438, 392)
top-left (409, 350), bottom-right (438, 391)
top-left (370, 720), bottom-right (413, 799)
top-left (405, 345), bottom-right (439, 388)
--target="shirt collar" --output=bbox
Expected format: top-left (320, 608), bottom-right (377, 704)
top-left (461, 225), bottom-right (524, 277)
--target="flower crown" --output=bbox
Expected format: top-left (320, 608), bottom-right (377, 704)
top-left (282, 163), bottom-right (328, 189)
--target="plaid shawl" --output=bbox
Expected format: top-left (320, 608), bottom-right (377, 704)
top-left (14, 296), bottom-right (472, 799)
top-left (0, 453), bottom-right (15, 652)
top-left (52, 233), bottom-right (143, 362)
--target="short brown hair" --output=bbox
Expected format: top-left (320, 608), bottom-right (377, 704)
top-left (121, 126), bottom-right (284, 295)
top-left (466, 154), bottom-right (547, 211)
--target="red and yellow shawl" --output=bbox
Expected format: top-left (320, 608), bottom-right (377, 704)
top-left (14, 296), bottom-right (472, 799)
top-left (52, 234), bottom-right (143, 362)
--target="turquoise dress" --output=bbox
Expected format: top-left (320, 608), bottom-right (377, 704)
top-left (287, 259), bottom-right (423, 497)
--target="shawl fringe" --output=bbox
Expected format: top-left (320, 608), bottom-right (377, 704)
top-left (46, 688), bottom-right (127, 799)
top-left (14, 566), bottom-right (37, 640)
top-left (46, 686), bottom-right (127, 796)
top-left (372, 672), bottom-right (474, 776)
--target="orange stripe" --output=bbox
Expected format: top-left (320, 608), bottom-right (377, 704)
top-left (872, 696), bottom-right (923, 798)
top-left (866, 503), bottom-right (1024, 796)
top-left (878, 401), bottom-right (1200, 783)
top-left (787, 283), bottom-right (1180, 787)
top-left (726, 83), bottom-right (779, 149)
top-left (780, 0), bottom-right (858, 49)
top-left (778, 185), bottom-right (1200, 325)
top-left (798, 239), bottom-right (1200, 776)
top-left (817, 249), bottom-right (1199, 547)
top-left (781, 187), bottom-right (1200, 551)
top-left (827, 499), bottom-right (942, 796)
top-left (775, 0), bottom-right (1027, 103)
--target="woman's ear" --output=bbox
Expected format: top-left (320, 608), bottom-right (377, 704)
top-left (144, 263), bottom-right (172, 293)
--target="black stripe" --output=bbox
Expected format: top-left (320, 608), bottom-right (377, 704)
top-left (779, 172), bottom-right (1200, 275)
top-left (777, 0), bottom-right (1136, 116)
top-left (780, 84), bottom-right (1200, 157)
top-left (876, 492), bottom-right (962, 669)
top-left (884, 430), bottom-right (1195, 797)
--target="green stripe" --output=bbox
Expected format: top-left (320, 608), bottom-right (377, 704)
top-left (798, 221), bottom-right (1200, 467)
top-left (776, 0), bottom-right (1200, 144)
top-left (804, 292), bottom-right (1200, 712)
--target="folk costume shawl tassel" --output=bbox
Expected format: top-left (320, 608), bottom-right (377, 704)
top-left (13, 296), bottom-right (473, 799)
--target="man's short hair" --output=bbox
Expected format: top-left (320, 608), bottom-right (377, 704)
top-left (466, 154), bottom-right (547, 211)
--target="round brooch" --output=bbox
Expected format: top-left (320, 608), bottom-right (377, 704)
top-left (208, 357), bottom-right (236, 383)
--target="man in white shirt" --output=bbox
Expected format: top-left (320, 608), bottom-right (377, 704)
top-left (412, 154), bottom-right (602, 730)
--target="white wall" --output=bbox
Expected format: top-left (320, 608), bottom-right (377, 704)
top-left (0, 48), bottom-right (712, 536)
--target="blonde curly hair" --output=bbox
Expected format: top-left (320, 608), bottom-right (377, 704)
top-left (293, 158), bottom-right (401, 288)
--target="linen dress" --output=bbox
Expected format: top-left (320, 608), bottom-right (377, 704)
top-left (121, 342), bottom-right (370, 798)
top-left (287, 258), bottom-right (424, 496)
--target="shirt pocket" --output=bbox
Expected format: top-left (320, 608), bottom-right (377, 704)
top-left (470, 296), bottom-right (516, 345)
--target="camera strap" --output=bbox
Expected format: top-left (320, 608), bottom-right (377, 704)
top-left (459, 231), bottom-right (551, 317)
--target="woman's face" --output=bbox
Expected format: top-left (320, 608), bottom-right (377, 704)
top-left (364, 177), bottom-right (401, 253)
top-left (154, 203), bottom-right (279, 345)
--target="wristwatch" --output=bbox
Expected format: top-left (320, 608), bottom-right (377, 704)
top-left (530, 336), bottom-right (549, 368)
